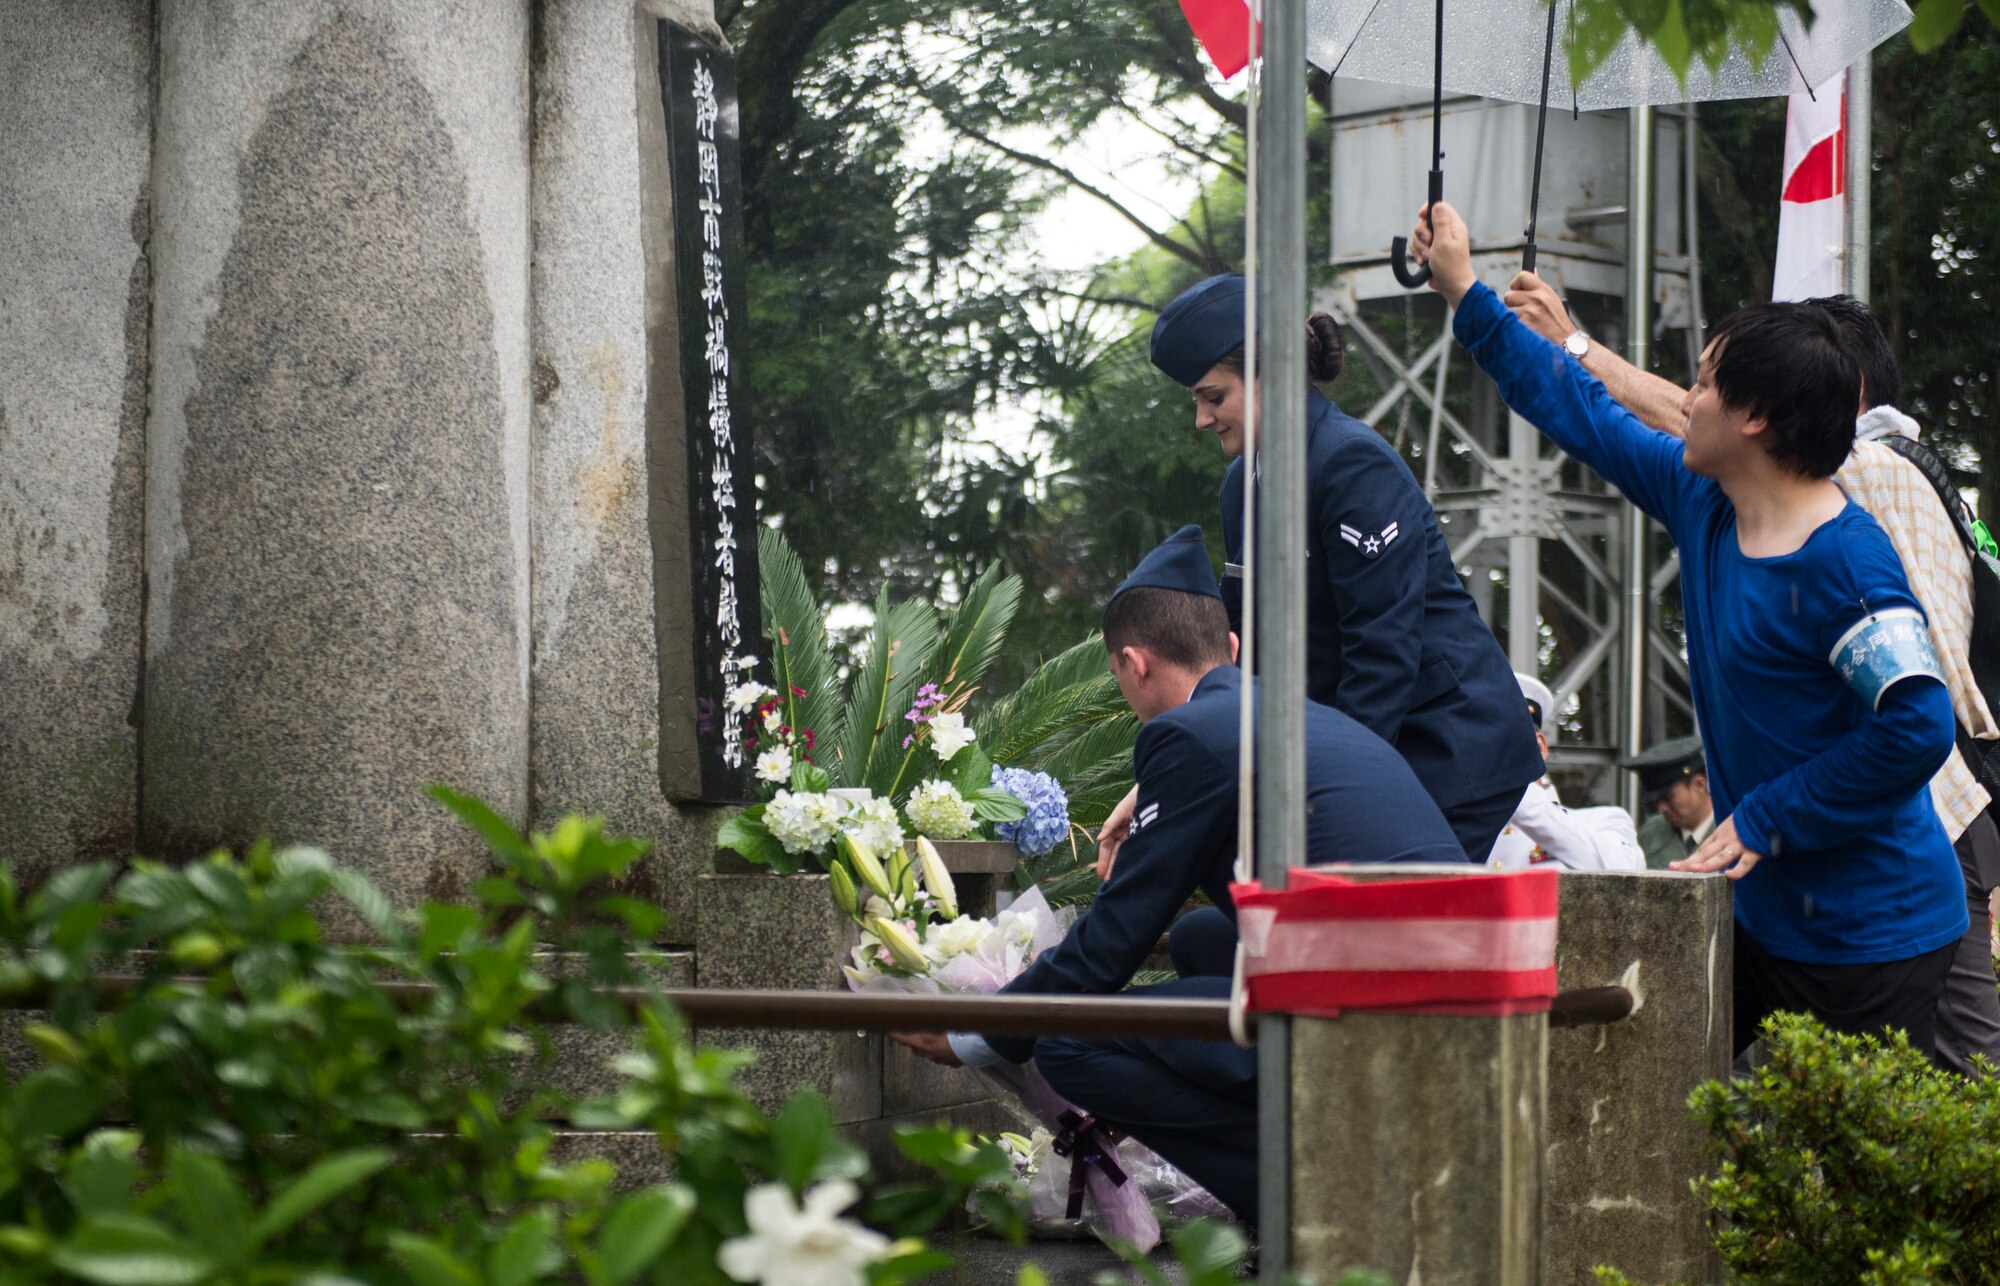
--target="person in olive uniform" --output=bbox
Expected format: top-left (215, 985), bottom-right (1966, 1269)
top-left (1621, 736), bottom-right (1715, 870)
top-left (1140, 273), bottom-right (1543, 863)
top-left (891, 525), bottom-right (1464, 1226)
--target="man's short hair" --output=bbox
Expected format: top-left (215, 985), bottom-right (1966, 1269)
top-left (1707, 303), bottom-right (1860, 478)
top-left (1102, 587), bottom-right (1232, 670)
top-left (1804, 293), bottom-right (1902, 411)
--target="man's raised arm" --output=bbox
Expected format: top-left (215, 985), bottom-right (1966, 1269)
top-left (1502, 271), bottom-right (1690, 436)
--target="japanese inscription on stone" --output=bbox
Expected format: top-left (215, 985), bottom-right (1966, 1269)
top-left (660, 20), bottom-right (760, 802)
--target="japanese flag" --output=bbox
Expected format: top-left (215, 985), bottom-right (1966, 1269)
top-left (1772, 72), bottom-right (1847, 302)
top-left (1177, 0), bottom-right (1259, 78)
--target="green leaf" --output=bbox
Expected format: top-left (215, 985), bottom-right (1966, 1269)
top-left (598, 1184), bottom-right (696, 1285)
top-left (168, 1146), bottom-right (251, 1263)
top-left (484, 1208), bottom-right (557, 1286)
top-left (968, 786), bottom-right (1029, 824)
top-left (589, 895), bottom-right (670, 940)
top-left (63, 1131), bottom-right (143, 1218)
top-left (1909, 0), bottom-right (1968, 50)
top-left (1978, 0), bottom-right (2000, 26)
top-left (328, 868), bottom-right (403, 941)
top-left (949, 743), bottom-right (994, 798)
top-left (1169, 1218), bottom-right (1249, 1286)
top-left (428, 785), bottom-right (532, 860)
top-left (791, 758), bottom-right (832, 794)
top-left (759, 526), bottom-right (844, 763)
top-left (773, 1090), bottom-right (834, 1190)
top-left (250, 1147), bottom-right (395, 1243)
top-left (847, 589), bottom-right (942, 795)
top-left (49, 1216), bottom-right (215, 1286)
top-left (418, 902), bottom-right (482, 958)
top-left (9, 1066), bottom-right (105, 1143)
top-left (389, 1232), bottom-right (480, 1286)
top-left (718, 807), bottom-right (803, 874)
top-left (1650, 0), bottom-right (1692, 79)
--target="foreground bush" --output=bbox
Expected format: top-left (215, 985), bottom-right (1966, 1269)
top-left (0, 789), bottom-right (1019, 1284)
top-left (1600, 1011), bottom-right (2000, 1285)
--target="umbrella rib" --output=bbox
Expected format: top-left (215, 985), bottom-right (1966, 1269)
top-left (1330, 0), bottom-right (1392, 78)
top-left (1775, 21), bottom-right (1814, 99)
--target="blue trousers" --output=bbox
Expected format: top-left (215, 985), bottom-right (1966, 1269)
top-left (1033, 975), bottom-right (1261, 1226)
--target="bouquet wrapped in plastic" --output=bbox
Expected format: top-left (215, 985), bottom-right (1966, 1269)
top-left (833, 837), bottom-right (1228, 1250)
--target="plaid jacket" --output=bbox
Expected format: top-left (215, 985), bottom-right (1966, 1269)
top-left (1836, 439), bottom-right (1997, 839)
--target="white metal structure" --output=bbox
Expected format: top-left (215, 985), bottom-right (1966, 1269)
top-left (1321, 80), bottom-right (1699, 800)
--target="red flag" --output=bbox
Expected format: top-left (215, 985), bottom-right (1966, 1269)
top-left (1177, 0), bottom-right (1258, 78)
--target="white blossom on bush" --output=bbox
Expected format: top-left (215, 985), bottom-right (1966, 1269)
top-left (904, 780), bottom-right (976, 840)
top-left (718, 1180), bottom-right (888, 1286)
top-left (764, 790), bottom-right (842, 855)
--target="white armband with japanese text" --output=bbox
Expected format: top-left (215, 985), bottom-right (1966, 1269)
top-left (1828, 607), bottom-right (1945, 710)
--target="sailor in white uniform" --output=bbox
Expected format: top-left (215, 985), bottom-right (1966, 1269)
top-left (1487, 674), bottom-right (1646, 871)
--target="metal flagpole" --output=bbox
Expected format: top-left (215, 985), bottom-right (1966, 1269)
top-left (1255, 0), bottom-right (1307, 1275)
top-left (1619, 105), bottom-right (1654, 811)
top-left (1845, 62), bottom-right (1871, 303)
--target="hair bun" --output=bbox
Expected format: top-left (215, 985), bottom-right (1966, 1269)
top-left (1306, 312), bottom-right (1344, 383)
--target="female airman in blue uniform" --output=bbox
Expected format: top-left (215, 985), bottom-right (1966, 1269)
top-left (1147, 274), bottom-right (1542, 862)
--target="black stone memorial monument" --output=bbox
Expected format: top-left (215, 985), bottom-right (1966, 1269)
top-left (656, 20), bottom-right (760, 803)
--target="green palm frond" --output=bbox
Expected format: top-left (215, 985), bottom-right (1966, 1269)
top-left (930, 562), bottom-right (1022, 695)
top-left (981, 676), bottom-right (1131, 767)
top-left (977, 635), bottom-right (1114, 740)
top-left (840, 589), bottom-right (941, 794)
top-left (876, 563), bottom-right (1023, 801)
top-left (757, 527), bottom-right (843, 763)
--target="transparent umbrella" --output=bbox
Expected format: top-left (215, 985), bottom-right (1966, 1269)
top-left (1307, 0), bottom-right (1913, 109)
top-left (1340, 0), bottom-right (1915, 284)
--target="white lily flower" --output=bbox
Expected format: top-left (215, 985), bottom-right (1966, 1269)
top-left (926, 711), bottom-right (976, 761)
top-left (718, 1180), bottom-right (890, 1286)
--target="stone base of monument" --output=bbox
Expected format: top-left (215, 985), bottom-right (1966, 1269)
top-left (695, 842), bottom-right (1018, 1169)
top-left (1544, 869), bottom-right (1731, 1285)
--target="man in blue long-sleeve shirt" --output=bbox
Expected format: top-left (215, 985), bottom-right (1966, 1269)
top-left (1412, 202), bottom-right (1966, 1061)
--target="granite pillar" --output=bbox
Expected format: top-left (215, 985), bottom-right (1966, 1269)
top-left (1545, 870), bottom-right (1731, 1284)
top-left (527, 0), bottom-right (725, 947)
top-left (1291, 1012), bottom-right (1546, 1284)
top-left (141, 0), bottom-right (532, 916)
top-left (0, 0), bottom-right (152, 883)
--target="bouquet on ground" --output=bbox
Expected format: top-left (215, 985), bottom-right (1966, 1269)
top-left (825, 834), bottom-right (1224, 1250)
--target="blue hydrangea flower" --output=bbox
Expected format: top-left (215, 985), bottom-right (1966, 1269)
top-left (990, 766), bottom-right (1070, 858)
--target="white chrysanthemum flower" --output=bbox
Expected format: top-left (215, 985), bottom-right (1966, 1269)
top-left (727, 681), bottom-right (774, 714)
top-left (718, 1180), bottom-right (889, 1286)
top-left (762, 707), bottom-right (786, 733)
top-left (765, 790), bottom-right (840, 855)
top-left (926, 711), bottom-right (976, 761)
top-left (839, 798), bottom-right (905, 854)
top-left (755, 746), bottom-right (793, 783)
top-left (905, 780), bottom-right (976, 840)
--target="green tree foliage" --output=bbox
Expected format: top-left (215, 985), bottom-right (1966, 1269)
top-left (0, 793), bottom-right (1023, 1283)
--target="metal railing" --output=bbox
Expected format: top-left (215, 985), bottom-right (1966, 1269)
top-left (1, 976), bottom-right (1635, 1039)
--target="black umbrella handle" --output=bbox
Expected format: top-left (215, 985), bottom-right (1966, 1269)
top-left (1390, 169), bottom-right (1444, 289)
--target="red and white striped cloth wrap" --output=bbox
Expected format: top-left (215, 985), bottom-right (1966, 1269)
top-left (1229, 868), bottom-right (1559, 1020)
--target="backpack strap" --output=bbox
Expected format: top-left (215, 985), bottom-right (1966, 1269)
top-left (1880, 433), bottom-right (1996, 560)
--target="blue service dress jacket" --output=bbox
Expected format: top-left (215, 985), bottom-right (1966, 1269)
top-left (978, 664), bottom-right (1465, 1064)
top-left (1220, 389), bottom-right (1541, 812)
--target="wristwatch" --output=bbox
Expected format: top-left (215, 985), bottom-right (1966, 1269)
top-left (1562, 329), bottom-right (1589, 359)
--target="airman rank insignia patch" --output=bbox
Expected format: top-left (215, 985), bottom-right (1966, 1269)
top-left (1339, 521), bottom-right (1399, 559)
